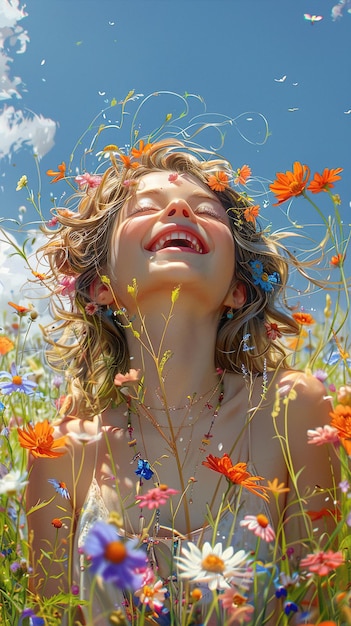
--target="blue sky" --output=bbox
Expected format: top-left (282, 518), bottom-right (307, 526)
top-left (0, 0), bottom-right (350, 311)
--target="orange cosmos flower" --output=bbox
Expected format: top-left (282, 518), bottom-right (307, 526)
top-left (0, 336), bottom-right (14, 356)
top-left (243, 205), bottom-right (260, 224)
top-left (329, 404), bottom-right (351, 440)
top-left (269, 162), bottom-right (310, 205)
top-left (17, 419), bottom-right (68, 458)
top-left (130, 139), bottom-right (152, 158)
top-left (202, 453), bottom-right (269, 501)
top-left (234, 164), bottom-right (251, 185)
top-left (292, 311), bottom-right (315, 326)
top-left (118, 154), bottom-right (140, 169)
top-left (207, 171), bottom-right (229, 192)
top-left (307, 167), bottom-right (343, 194)
top-left (46, 162), bottom-right (66, 183)
top-left (266, 477), bottom-right (290, 495)
top-left (330, 253), bottom-right (344, 267)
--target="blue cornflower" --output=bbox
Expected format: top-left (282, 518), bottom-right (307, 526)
top-left (0, 363), bottom-right (37, 396)
top-left (324, 350), bottom-right (351, 367)
top-left (82, 520), bottom-right (147, 589)
top-left (135, 459), bottom-right (154, 480)
top-left (19, 609), bottom-right (45, 626)
top-left (275, 585), bottom-right (287, 599)
top-left (249, 260), bottom-right (280, 293)
top-left (0, 401), bottom-right (5, 412)
top-left (48, 478), bottom-right (71, 499)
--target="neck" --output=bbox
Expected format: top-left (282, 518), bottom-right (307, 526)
top-left (122, 299), bottom-right (222, 410)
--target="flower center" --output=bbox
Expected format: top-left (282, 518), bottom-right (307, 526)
top-left (143, 585), bottom-right (154, 598)
top-left (201, 554), bottom-right (225, 573)
top-left (104, 541), bottom-right (128, 563)
top-left (256, 514), bottom-right (269, 528)
top-left (12, 375), bottom-right (23, 385)
top-left (289, 181), bottom-right (302, 193)
top-left (261, 272), bottom-right (269, 282)
top-left (233, 593), bottom-right (247, 607)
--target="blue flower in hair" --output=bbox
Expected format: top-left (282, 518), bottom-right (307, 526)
top-left (249, 260), bottom-right (280, 293)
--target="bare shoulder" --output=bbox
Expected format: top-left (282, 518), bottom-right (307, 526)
top-left (274, 369), bottom-right (332, 426)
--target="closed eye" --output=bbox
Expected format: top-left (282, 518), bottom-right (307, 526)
top-left (195, 204), bottom-right (227, 222)
top-left (128, 204), bottom-right (160, 216)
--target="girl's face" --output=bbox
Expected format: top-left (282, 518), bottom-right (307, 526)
top-left (107, 171), bottom-right (237, 313)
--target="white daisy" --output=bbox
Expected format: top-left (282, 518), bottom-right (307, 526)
top-left (0, 469), bottom-right (29, 495)
top-left (175, 541), bottom-right (251, 591)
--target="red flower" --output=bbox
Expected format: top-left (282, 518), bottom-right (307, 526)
top-left (202, 453), bottom-right (268, 500)
top-left (264, 322), bottom-right (282, 340)
top-left (46, 162), bottom-right (66, 183)
top-left (307, 167), bottom-right (343, 194)
top-left (269, 162), bottom-right (310, 205)
top-left (51, 518), bottom-right (63, 528)
top-left (299, 550), bottom-right (344, 576)
top-left (207, 171), bottom-right (229, 192)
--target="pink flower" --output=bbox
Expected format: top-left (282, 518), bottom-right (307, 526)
top-left (75, 173), bottom-right (102, 189)
top-left (135, 484), bottom-right (179, 510)
top-left (58, 275), bottom-right (76, 296)
top-left (46, 216), bottom-right (58, 227)
top-left (122, 179), bottom-right (139, 187)
top-left (114, 369), bottom-right (140, 388)
top-left (307, 425), bottom-right (339, 446)
top-left (239, 514), bottom-right (275, 542)
top-left (134, 578), bottom-right (168, 610)
top-left (168, 173), bottom-right (178, 182)
top-left (300, 550), bottom-right (344, 576)
top-left (85, 302), bottom-right (99, 316)
top-left (219, 588), bottom-right (254, 623)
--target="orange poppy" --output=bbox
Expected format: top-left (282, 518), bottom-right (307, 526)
top-left (307, 167), bottom-right (343, 194)
top-left (0, 336), bottom-right (14, 355)
top-left (330, 253), bottom-right (344, 267)
top-left (17, 419), bottom-right (68, 458)
top-left (299, 622), bottom-right (337, 626)
top-left (243, 205), bottom-right (260, 224)
top-left (207, 171), bottom-right (229, 192)
top-left (130, 139), bottom-right (152, 158)
top-left (329, 404), bottom-right (351, 441)
top-left (202, 453), bottom-right (269, 501)
top-left (46, 162), bottom-right (66, 183)
top-left (269, 162), bottom-right (310, 205)
top-left (234, 164), bottom-right (251, 185)
top-left (8, 301), bottom-right (31, 315)
top-left (292, 312), bottom-right (315, 325)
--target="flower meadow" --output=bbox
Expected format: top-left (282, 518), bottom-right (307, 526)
top-left (1, 97), bottom-right (351, 625)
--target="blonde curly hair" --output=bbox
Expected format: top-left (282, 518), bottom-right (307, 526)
top-left (39, 139), bottom-right (302, 417)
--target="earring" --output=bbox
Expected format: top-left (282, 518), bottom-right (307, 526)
top-left (226, 308), bottom-right (234, 320)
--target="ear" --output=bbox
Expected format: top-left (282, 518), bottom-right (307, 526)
top-left (223, 281), bottom-right (247, 310)
top-left (89, 279), bottom-right (114, 306)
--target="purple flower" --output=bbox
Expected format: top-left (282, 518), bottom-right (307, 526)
top-left (0, 363), bottom-right (37, 395)
top-left (19, 609), bottom-right (45, 625)
top-left (82, 520), bottom-right (147, 590)
top-left (313, 369), bottom-right (328, 383)
top-left (48, 478), bottom-right (70, 499)
top-left (135, 459), bottom-right (154, 480)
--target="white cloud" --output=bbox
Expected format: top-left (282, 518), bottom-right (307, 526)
top-left (0, 105), bottom-right (56, 158)
top-left (0, 0), bottom-right (57, 159)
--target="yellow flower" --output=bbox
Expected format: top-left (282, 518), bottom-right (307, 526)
top-left (16, 175), bottom-right (28, 191)
top-left (266, 478), bottom-right (290, 495)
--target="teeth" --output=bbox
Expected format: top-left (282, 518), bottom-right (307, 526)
top-left (152, 231), bottom-right (203, 253)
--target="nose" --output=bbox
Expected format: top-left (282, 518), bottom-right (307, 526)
top-left (163, 199), bottom-right (196, 222)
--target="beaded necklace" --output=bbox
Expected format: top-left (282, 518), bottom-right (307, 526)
top-left (125, 374), bottom-right (225, 535)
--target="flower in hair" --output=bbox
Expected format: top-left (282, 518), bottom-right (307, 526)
top-left (130, 139), bottom-right (152, 158)
top-left (264, 322), bottom-right (282, 340)
top-left (243, 205), bottom-right (260, 224)
top-left (207, 171), bottom-right (229, 192)
top-left (249, 260), bottom-right (280, 293)
top-left (75, 173), bottom-right (102, 189)
top-left (168, 172), bottom-right (178, 182)
top-left (234, 165), bottom-right (251, 186)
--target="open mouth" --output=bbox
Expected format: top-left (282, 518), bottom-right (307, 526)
top-left (147, 230), bottom-right (207, 254)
